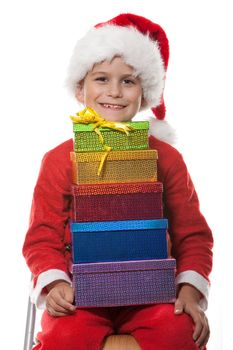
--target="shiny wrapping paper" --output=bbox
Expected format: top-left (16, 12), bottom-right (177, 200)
top-left (72, 182), bottom-right (163, 222)
top-left (71, 219), bottom-right (168, 263)
top-left (73, 121), bottom-right (149, 152)
top-left (72, 259), bottom-right (176, 307)
top-left (70, 149), bottom-right (158, 184)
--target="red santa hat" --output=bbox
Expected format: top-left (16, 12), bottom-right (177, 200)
top-left (66, 13), bottom-right (169, 120)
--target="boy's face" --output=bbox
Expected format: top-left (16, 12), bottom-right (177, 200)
top-left (76, 56), bottom-right (144, 122)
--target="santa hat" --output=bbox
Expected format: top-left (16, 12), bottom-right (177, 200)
top-left (66, 13), bottom-right (169, 121)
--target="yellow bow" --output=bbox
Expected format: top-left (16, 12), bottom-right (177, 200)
top-left (70, 107), bottom-right (134, 176)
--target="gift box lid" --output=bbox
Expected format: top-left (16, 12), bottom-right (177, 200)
top-left (72, 182), bottom-right (163, 196)
top-left (71, 219), bottom-right (168, 233)
top-left (73, 121), bottom-right (149, 132)
top-left (72, 258), bottom-right (176, 274)
top-left (70, 149), bottom-right (158, 162)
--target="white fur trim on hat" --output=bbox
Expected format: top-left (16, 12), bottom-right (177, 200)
top-left (66, 25), bottom-right (165, 110)
top-left (133, 114), bottom-right (177, 145)
top-left (148, 117), bottom-right (177, 145)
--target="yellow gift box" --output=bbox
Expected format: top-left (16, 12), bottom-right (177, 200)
top-left (70, 150), bottom-right (158, 185)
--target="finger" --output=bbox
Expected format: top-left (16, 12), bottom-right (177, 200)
top-left (55, 296), bottom-right (76, 312)
top-left (196, 327), bottom-right (210, 349)
top-left (47, 306), bottom-right (70, 317)
top-left (63, 288), bottom-right (75, 305)
top-left (47, 298), bottom-right (74, 314)
top-left (192, 308), bottom-right (207, 340)
top-left (200, 329), bottom-right (210, 350)
top-left (48, 290), bottom-right (75, 312)
top-left (194, 316), bottom-right (210, 348)
top-left (47, 294), bottom-right (76, 314)
top-left (193, 320), bottom-right (202, 343)
top-left (174, 298), bottom-right (184, 314)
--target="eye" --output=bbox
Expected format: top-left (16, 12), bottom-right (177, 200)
top-left (122, 78), bottom-right (135, 85)
top-left (95, 76), bottom-right (108, 82)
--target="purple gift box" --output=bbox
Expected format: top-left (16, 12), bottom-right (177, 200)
top-left (72, 259), bottom-right (176, 307)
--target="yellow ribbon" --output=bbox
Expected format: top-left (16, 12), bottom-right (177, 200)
top-left (70, 107), bottom-right (134, 176)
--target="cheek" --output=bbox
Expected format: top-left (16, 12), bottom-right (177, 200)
top-left (132, 93), bottom-right (143, 107)
top-left (127, 87), bottom-right (143, 102)
top-left (133, 95), bottom-right (143, 112)
top-left (84, 85), bottom-right (103, 102)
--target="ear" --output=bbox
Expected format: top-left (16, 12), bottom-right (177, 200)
top-left (75, 82), bottom-right (84, 103)
top-left (140, 96), bottom-right (147, 109)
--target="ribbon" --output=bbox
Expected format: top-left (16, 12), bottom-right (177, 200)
top-left (70, 107), bottom-right (134, 176)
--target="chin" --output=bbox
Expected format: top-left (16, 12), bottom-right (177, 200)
top-left (107, 116), bottom-right (130, 122)
top-left (99, 112), bottom-right (127, 122)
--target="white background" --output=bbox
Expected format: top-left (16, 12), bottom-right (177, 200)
top-left (0, 1), bottom-right (232, 349)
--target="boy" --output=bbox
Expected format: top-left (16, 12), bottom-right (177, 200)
top-left (23, 13), bottom-right (213, 350)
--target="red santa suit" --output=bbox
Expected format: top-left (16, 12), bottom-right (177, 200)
top-left (23, 134), bottom-right (213, 350)
top-left (22, 12), bottom-right (213, 349)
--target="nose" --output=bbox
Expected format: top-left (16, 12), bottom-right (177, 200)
top-left (107, 81), bottom-right (123, 98)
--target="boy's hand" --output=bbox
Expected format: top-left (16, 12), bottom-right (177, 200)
top-left (45, 280), bottom-right (76, 317)
top-left (174, 283), bottom-right (210, 350)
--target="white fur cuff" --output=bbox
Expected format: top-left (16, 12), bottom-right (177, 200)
top-left (176, 270), bottom-right (210, 310)
top-left (30, 269), bottom-right (72, 309)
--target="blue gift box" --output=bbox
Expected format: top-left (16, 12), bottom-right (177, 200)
top-left (71, 219), bottom-right (168, 263)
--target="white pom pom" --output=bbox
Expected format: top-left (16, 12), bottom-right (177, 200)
top-left (132, 115), bottom-right (177, 145)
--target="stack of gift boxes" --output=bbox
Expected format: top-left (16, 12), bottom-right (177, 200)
top-left (70, 119), bottom-right (176, 307)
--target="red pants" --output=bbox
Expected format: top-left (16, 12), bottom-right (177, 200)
top-left (34, 304), bottom-right (204, 350)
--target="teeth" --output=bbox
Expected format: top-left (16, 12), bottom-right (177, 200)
top-left (102, 104), bottom-right (124, 109)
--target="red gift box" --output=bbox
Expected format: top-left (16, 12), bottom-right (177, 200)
top-left (72, 182), bottom-right (163, 222)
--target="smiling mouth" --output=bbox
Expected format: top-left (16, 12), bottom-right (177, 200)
top-left (100, 103), bottom-right (126, 110)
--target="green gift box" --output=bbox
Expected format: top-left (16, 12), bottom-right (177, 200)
top-left (73, 121), bottom-right (149, 152)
